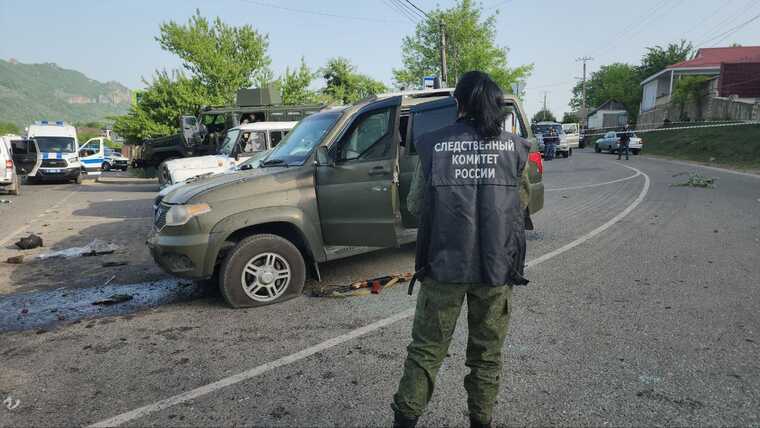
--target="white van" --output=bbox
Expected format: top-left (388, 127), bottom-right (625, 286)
top-left (158, 121), bottom-right (296, 188)
top-left (25, 121), bottom-right (83, 183)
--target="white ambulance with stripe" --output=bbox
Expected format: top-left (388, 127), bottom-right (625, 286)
top-left (25, 121), bottom-right (83, 184)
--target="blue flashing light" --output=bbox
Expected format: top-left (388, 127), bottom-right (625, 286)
top-left (56, 120), bottom-right (65, 126)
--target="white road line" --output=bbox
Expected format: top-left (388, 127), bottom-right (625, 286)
top-left (89, 165), bottom-right (651, 428)
top-left (545, 170), bottom-right (641, 192)
top-left (641, 156), bottom-right (760, 179)
top-left (0, 187), bottom-right (81, 248)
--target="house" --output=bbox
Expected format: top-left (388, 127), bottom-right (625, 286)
top-left (639, 46), bottom-right (760, 124)
top-left (586, 100), bottom-right (629, 130)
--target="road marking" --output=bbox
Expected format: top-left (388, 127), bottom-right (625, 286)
top-left (545, 170), bottom-right (641, 192)
top-left (89, 164), bottom-right (651, 427)
top-left (642, 156), bottom-right (760, 179)
top-left (0, 187), bottom-right (80, 248)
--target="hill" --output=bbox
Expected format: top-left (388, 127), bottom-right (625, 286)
top-left (0, 59), bottom-right (131, 128)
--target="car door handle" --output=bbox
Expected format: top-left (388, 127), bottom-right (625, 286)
top-left (368, 166), bottom-right (390, 176)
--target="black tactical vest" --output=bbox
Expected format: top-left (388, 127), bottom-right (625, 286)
top-left (415, 119), bottom-right (531, 286)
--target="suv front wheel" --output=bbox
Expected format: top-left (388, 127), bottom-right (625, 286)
top-left (219, 234), bottom-right (306, 308)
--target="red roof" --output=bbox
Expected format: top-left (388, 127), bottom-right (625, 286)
top-left (669, 46), bottom-right (760, 69)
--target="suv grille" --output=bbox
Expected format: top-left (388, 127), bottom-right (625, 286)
top-left (154, 203), bottom-right (169, 230)
top-left (42, 159), bottom-right (67, 168)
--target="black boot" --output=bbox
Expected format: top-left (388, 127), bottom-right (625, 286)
top-left (393, 411), bottom-right (418, 428)
top-left (470, 417), bottom-right (492, 428)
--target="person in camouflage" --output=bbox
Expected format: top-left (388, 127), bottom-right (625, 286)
top-left (392, 71), bottom-right (533, 428)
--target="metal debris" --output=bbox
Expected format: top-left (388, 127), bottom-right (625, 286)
top-left (92, 294), bottom-right (133, 306)
top-left (35, 239), bottom-right (121, 260)
top-left (312, 273), bottom-right (412, 298)
top-left (5, 255), bottom-right (24, 264)
top-left (15, 234), bottom-right (43, 250)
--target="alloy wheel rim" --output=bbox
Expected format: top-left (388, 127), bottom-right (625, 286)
top-left (240, 252), bottom-right (291, 302)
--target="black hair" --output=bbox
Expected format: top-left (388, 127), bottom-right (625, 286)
top-left (453, 70), bottom-right (505, 138)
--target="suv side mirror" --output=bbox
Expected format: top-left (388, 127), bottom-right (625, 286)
top-left (316, 146), bottom-right (334, 167)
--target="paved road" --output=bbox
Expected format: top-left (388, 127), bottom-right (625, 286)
top-left (1, 152), bottom-right (759, 427)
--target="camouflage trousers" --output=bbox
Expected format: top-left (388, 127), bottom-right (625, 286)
top-left (392, 279), bottom-right (513, 424)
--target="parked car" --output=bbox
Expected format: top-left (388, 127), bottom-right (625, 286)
top-left (1, 135), bottom-right (26, 194)
top-left (157, 121), bottom-right (296, 188)
top-left (533, 121), bottom-right (572, 158)
top-left (103, 148), bottom-right (129, 171)
top-left (561, 123), bottom-right (581, 150)
top-left (148, 90), bottom-right (544, 308)
top-left (594, 131), bottom-right (643, 154)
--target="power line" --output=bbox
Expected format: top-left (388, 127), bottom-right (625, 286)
top-left (238, 0), bottom-right (405, 24)
top-left (690, 0), bottom-right (759, 47)
top-left (394, 0), bottom-right (424, 21)
top-left (383, 0), bottom-right (419, 24)
top-left (695, 11), bottom-right (760, 47)
top-left (402, 0), bottom-right (430, 18)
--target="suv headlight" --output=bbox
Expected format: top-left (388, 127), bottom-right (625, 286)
top-left (165, 203), bottom-right (211, 227)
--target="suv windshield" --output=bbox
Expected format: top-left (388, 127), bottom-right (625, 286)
top-left (562, 124), bottom-right (578, 134)
top-left (533, 124), bottom-right (563, 135)
top-left (219, 129), bottom-right (241, 156)
top-left (262, 111), bottom-right (341, 166)
top-left (34, 137), bottom-right (76, 153)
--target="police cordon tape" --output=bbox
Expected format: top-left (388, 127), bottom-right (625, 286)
top-left (580, 120), bottom-right (760, 139)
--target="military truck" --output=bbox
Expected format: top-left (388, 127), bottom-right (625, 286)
top-left (130, 87), bottom-right (324, 169)
top-left (148, 89), bottom-right (545, 308)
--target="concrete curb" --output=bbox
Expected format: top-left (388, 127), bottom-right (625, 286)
top-left (95, 176), bottom-right (158, 185)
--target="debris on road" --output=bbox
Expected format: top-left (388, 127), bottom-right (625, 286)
top-left (15, 234), bottom-right (43, 250)
top-left (0, 199), bottom-right (11, 204)
top-left (671, 172), bottom-right (716, 188)
top-left (92, 293), bottom-right (133, 306)
top-left (312, 273), bottom-right (412, 298)
top-left (35, 239), bottom-right (121, 260)
top-left (102, 261), bottom-right (128, 268)
top-left (5, 255), bottom-right (24, 264)
top-left (103, 275), bottom-right (116, 287)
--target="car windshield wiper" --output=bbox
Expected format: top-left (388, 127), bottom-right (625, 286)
top-left (261, 158), bottom-right (287, 167)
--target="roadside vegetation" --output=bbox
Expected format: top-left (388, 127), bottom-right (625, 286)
top-left (642, 124), bottom-right (760, 170)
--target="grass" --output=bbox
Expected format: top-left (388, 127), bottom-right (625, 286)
top-left (641, 123), bottom-right (760, 170)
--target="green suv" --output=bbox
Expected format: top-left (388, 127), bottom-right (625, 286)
top-left (148, 90), bottom-right (544, 307)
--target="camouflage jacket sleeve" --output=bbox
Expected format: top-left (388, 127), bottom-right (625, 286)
top-left (407, 159), bottom-right (424, 217)
top-left (519, 162), bottom-right (531, 211)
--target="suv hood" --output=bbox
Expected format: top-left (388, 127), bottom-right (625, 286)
top-left (166, 154), bottom-right (231, 171)
top-left (162, 166), bottom-right (288, 205)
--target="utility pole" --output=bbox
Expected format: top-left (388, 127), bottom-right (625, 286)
top-left (542, 92), bottom-right (548, 120)
top-left (576, 56), bottom-right (593, 128)
top-left (439, 21), bottom-right (448, 87)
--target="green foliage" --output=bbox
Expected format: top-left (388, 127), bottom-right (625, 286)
top-left (671, 75), bottom-right (711, 106)
top-left (113, 71), bottom-right (209, 142)
top-left (637, 40), bottom-right (693, 81)
top-left (0, 121), bottom-right (20, 135)
top-left (393, 0), bottom-right (531, 91)
top-left (156, 9), bottom-right (271, 104)
top-left (114, 11), bottom-right (272, 143)
top-left (532, 109), bottom-right (557, 123)
top-left (77, 128), bottom-right (102, 143)
top-left (643, 124), bottom-right (760, 169)
top-left (0, 59), bottom-right (130, 128)
top-left (278, 57), bottom-right (321, 105)
top-left (570, 63), bottom-right (642, 121)
top-left (321, 58), bottom-right (387, 104)
top-left (562, 112), bottom-right (578, 124)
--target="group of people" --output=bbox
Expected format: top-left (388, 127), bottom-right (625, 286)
top-left (542, 127), bottom-right (560, 160)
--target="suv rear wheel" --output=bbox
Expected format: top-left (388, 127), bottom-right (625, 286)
top-left (9, 172), bottom-right (20, 195)
top-left (594, 144), bottom-right (601, 153)
top-left (219, 234), bottom-right (306, 308)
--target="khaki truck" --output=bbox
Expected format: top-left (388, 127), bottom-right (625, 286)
top-left (148, 90), bottom-right (544, 308)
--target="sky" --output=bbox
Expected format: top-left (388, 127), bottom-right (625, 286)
top-left (1, 0), bottom-right (759, 118)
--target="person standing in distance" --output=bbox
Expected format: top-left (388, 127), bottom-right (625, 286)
top-left (617, 124), bottom-right (631, 160)
top-left (392, 71), bottom-right (533, 428)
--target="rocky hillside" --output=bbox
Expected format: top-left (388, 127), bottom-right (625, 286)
top-left (0, 59), bottom-right (131, 128)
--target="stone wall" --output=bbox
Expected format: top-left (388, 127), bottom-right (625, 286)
top-left (638, 95), bottom-right (760, 127)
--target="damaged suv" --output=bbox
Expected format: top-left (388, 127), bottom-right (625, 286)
top-left (148, 90), bottom-right (544, 308)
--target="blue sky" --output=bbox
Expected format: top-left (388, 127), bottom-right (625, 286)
top-left (1, 0), bottom-right (759, 117)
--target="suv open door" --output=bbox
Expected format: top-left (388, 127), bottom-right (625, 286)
top-left (316, 96), bottom-right (403, 247)
top-left (11, 139), bottom-right (41, 176)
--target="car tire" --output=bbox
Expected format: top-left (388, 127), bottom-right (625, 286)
top-left (219, 234), bottom-right (306, 308)
top-left (9, 173), bottom-right (20, 195)
top-left (632, 149), bottom-right (640, 155)
top-left (594, 144), bottom-right (601, 153)
top-left (157, 160), bottom-right (175, 188)
top-left (102, 162), bottom-right (111, 172)
top-left (73, 173), bottom-right (82, 185)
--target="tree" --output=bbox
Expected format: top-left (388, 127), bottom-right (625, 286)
top-left (570, 63), bottom-right (641, 121)
top-left (113, 70), bottom-right (209, 142)
top-left (278, 57), bottom-right (321, 105)
top-left (393, 0), bottom-right (531, 91)
top-left (637, 40), bottom-right (693, 81)
top-left (672, 75), bottom-right (711, 120)
top-left (0, 121), bottom-right (20, 135)
top-left (321, 58), bottom-right (387, 104)
top-left (562, 112), bottom-right (579, 123)
top-left (532, 109), bottom-right (557, 123)
top-left (156, 9), bottom-right (272, 104)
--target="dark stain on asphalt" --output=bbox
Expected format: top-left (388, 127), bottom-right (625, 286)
top-left (636, 389), bottom-right (705, 410)
top-left (0, 279), bottom-right (210, 332)
top-left (270, 406), bottom-right (290, 419)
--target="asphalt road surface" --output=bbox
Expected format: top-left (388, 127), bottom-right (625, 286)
top-left (1, 152), bottom-right (759, 427)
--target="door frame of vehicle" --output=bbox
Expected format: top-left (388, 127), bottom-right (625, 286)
top-left (10, 138), bottom-right (42, 176)
top-left (315, 96), bottom-right (403, 248)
